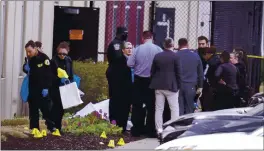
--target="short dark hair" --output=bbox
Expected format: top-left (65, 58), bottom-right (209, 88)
top-left (198, 36), bottom-right (209, 43)
top-left (57, 41), bottom-right (70, 52)
top-left (163, 38), bottom-right (174, 48)
top-left (35, 41), bottom-right (42, 48)
top-left (198, 47), bottom-right (207, 56)
top-left (142, 31), bottom-right (153, 39)
top-left (178, 38), bottom-right (188, 47)
top-left (205, 46), bottom-right (217, 54)
top-left (220, 51), bottom-right (230, 63)
top-left (25, 40), bottom-right (36, 48)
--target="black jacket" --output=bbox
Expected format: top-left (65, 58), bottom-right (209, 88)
top-left (215, 63), bottom-right (239, 90)
top-left (23, 51), bottom-right (53, 93)
top-left (149, 50), bottom-right (181, 92)
top-left (205, 55), bottom-right (221, 88)
top-left (107, 37), bottom-right (125, 67)
top-left (51, 55), bottom-right (74, 86)
top-left (234, 62), bottom-right (247, 89)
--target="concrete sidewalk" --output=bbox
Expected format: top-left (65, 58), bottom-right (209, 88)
top-left (113, 138), bottom-right (160, 150)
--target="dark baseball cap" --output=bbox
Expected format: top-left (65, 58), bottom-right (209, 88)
top-left (116, 26), bottom-right (128, 35)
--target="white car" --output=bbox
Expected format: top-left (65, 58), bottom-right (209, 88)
top-left (155, 126), bottom-right (264, 150)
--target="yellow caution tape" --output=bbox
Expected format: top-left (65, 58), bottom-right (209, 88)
top-left (216, 52), bottom-right (264, 59)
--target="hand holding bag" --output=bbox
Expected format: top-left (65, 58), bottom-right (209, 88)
top-left (59, 80), bottom-right (83, 109)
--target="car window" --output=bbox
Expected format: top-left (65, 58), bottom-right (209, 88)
top-left (246, 103), bottom-right (264, 116)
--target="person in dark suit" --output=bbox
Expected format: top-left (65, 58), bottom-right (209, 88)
top-left (149, 38), bottom-right (181, 136)
top-left (175, 38), bottom-right (204, 115)
top-left (106, 27), bottom-right (133, 133)
top-left (199, 47), bottom-right (221, 111)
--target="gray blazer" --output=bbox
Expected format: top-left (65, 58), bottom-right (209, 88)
top-left (149, 50), bottom-right (181, 92)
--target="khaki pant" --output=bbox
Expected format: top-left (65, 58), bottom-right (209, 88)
top-left (155, 90), bottom-right (179, 133)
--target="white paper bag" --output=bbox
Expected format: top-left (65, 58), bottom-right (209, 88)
top-left (59, 82), bottom-right (83, 109)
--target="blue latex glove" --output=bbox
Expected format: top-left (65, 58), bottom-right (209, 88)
top-left (60, 78), bottom-right (68, 84)
top-left (42, 89), bottom-right (48, 97)
top-left (194, 103), bottom-right (198, 109)
top-left (24, 63), bottom-right (30, 73)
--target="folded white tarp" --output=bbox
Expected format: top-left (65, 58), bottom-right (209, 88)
top-left (73, 99), bottom-right (133, 130)
top-left (74, 99), bottom-right (109, 118)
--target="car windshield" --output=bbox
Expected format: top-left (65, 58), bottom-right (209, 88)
top-left (246, 103), bottom-right (264, 116)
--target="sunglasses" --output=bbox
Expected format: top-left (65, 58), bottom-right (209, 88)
top-left (126, 47), bottom-right (133, 49)
top-left (58, 53), bottom-right (67, 56)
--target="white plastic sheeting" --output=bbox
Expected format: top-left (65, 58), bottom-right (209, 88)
top-left (73, 99), bottom-right (133, 130)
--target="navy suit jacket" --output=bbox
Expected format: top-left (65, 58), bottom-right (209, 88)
top-left (149, 50), bottom-right (181, 92)
top-left (175, 49), bottom-right (204, 88)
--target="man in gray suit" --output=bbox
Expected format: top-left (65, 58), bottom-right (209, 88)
top-left (175, 38), bottom-right (204, 115)
top-left (149, 38), bottom-right (181, 135)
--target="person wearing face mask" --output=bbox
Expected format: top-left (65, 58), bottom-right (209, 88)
top-left (50, 41), bottom-right (73, 133)
top-left (22, 40), bottom-right (58, 135)
top-left (106, 26), bottom-right (129, 132)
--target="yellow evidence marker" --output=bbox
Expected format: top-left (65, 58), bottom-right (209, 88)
top-left (117, 138), bottom-right (125, 146)
top-left (100, 131), bottom-right (107, 139)
top-left (52, 129), bottom-right (61, 136)
top-left (31, 128), bottom-right (38, 135)
top-left (108, 140), bottom-right (115, 148)
top-left (41, 130), bottom-right (47, 137)
top-left (33, 130), bottom-right (43, 138)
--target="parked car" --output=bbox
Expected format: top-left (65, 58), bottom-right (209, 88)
top-left (156, 126), bottom-right (264, 150)
top-left (160, 103), bottom-right (264, 144)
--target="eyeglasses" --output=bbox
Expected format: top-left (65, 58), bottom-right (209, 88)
top-left (126, 47), bottom-right (133, 49)
top-left (58, 53), bottom-right (67, 56)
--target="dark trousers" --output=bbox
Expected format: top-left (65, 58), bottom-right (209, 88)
top-left (214, 85), bottom-right (238, 110)
top-left (107, 70), bottom-right (131, 132)
top-left (179, 83), bottom-right (196, 115)
top-left (50, 87), bottom-right (64, 131)
top-left (28, 92), bottom-right (55, 131)
top-left (200, 82), bottom-right (215, 111)
top-left (131, 75), bottom-right (156, 136)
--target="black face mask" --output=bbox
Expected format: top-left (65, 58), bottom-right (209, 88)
top-left (121, 33), bottom-right (128, 41)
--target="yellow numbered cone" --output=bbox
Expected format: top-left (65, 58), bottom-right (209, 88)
top-left (41, 130), bottom-right (47, 137)
top-left (117, 138), bottom-right (125, 146)
top-left (31, 128), bottom-right (38, 135)
top-left (33, 130), bottom-right (43, 138)
top-left (52, 129), bottom-right (61, 136)
top-left (100, 131), bottom-right (107, 139)
top-left (108, 140), bottom-right (115, 148)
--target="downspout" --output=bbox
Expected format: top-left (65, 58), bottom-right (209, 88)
top-left (210, 1), bottom-right (215, 46)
